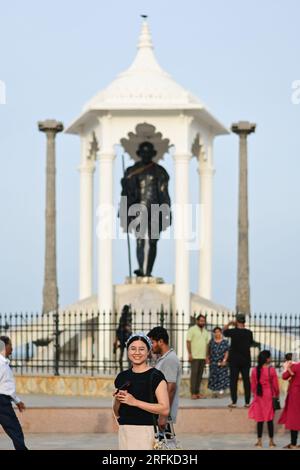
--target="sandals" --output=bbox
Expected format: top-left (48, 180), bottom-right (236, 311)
top-left (283, 444), bottom-right (297, 449)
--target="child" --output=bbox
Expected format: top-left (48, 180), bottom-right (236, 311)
top-left (283, 353), bottom-right (295, 378)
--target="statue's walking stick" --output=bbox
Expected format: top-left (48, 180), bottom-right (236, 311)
top-left (122, 154), bottom-right (132, 279)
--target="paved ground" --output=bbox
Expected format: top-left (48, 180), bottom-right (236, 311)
top-left (0, 432), bottom-right (294, 450)
top-left (14, 394), bottom-right (272, 408)
top-left (0, 395), bottom-right (292, 450)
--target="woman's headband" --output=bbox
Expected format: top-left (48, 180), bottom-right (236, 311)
top-left (126, 332), bottom-right (152, 350)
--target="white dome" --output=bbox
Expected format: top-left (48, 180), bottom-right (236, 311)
top-left (83, 20), bottom-right (202, 111)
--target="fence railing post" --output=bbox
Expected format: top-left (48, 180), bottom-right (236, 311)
top-left (159, 305), bottom-right (164, 327)
top-left (54, 310), bottom-right (60, 376)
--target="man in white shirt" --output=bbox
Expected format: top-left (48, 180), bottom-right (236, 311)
top-left (0, 336), bottom-right (27, 450)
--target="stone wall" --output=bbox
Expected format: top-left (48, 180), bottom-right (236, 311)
top-left (16, 375), bottom-right (289, 398)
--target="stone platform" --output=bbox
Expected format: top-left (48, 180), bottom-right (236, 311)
top-left (62, 280), bottom-right (230, 314)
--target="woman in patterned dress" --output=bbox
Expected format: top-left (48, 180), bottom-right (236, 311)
top-left (208, 327), bottom-right (230, 396)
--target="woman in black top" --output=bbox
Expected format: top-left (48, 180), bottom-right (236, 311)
top-left (113, 332), bottom-right (169, 450)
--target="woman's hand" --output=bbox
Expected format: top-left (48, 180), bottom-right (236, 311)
top-left (115, 391), bottom-right (138, 407)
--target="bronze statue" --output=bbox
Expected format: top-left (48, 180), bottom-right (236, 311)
top-left (120, 141), bottom-right (171, 277)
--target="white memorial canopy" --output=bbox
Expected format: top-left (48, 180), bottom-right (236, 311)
top-left (65, 19), bottom-right (229, 317)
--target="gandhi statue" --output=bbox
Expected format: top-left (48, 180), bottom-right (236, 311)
top-left (119, 141), bottom-right (171, 277)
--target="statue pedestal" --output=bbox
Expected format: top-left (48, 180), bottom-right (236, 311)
top-left (125, 276), bottom-right (164, 285)
top-left (115, 282), bottom-right (173, 314)
top-left (61, 287), bottom-right (230, 316)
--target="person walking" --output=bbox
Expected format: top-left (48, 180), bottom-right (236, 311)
top-left (113, 305), bottom-right (132, 371)
top-left (113, 332), bottom-right (169, 450)
top-left (186, 315), bottom-right (210, 399)
top-left (248, 350), bottom-right (279, 448)
top-left (278, 361), bottom-right (300, 449)
top-left (208, 327), bottom-right (230, 397)
top-left (0, 337), bottom-right (28, 450)
top-left (148, 326), bottom-right (181, 430)
top-left (223, 313), bottom-right (255, 408)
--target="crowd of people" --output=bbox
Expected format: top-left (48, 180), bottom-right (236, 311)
top-left (186, 313), bottom-right (300, 449)
top-left (1, 311), bottom-right (300, 451)
top-left (112, 312), bottom-right (300, 450)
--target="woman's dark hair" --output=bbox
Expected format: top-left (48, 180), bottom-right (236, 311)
top-left (213, 327), bottom-right (222, 334)
top-left (256, 350), bottom-right (271, 396)
top-left (126, 335), bottom-right (151, 351)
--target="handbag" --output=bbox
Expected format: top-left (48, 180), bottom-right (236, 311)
top-left (268, 367), bottom-right (281, 410)
top-left (272, 396), bottom-right (281, 411)
top-left (150, 370), bottom-right (182, 450)
top-left (153, 420), bottom-right (182, 450)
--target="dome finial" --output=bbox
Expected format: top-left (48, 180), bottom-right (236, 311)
top-left (138, 15), bottom-right (153, 49)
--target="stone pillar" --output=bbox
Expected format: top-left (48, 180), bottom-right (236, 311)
top-left (198, 142), bottom-right (215, 300)
top-left (38, 120), bottom-right (63, 313)
top-left (174, 153), bottom-right (191, 316)
top-left (231, 121), bottom-right (256, 315)
top-left (79, 136), bottom-right (97, 300)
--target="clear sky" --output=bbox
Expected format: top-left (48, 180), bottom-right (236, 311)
top-left (0, 0), bottom-right (299, 313)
